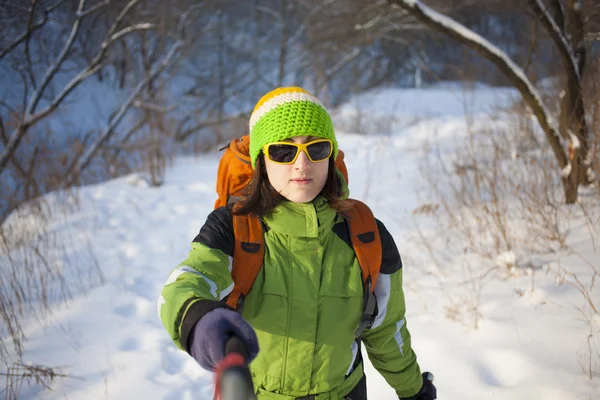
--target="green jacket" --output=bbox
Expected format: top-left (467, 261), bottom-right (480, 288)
top-left (158, 197), bottom-right (422, 399)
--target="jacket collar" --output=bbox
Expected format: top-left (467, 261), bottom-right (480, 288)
top-left (262, 196), bottom-right (337, 238)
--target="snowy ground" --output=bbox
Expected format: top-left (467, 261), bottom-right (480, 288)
top-left (4, 86), bottom-right (599, 399)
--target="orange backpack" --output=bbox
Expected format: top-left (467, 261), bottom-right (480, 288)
top-left (215, 135), bottom-right (381, 337)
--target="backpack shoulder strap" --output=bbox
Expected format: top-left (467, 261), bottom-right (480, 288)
top-left (345, 199), bottom-right (382, 337)
top-left (225, 213), bottom-right (265, 309)
top-left (346, 199), bottom-right (382, 290)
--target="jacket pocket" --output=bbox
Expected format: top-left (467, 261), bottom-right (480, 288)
top-left (319, 258), bottom-right (363, 298)
top-left (261, 255), bottom-right (289, 298)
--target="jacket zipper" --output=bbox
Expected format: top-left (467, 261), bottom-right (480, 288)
top-left (280, 237), bottom-right (294, 391)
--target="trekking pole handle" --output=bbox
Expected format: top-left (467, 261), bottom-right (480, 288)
top-left (424, 372), bottom-right (434, 383)
top-left (225, 335), bottom-right (249, 361)
top-left (216, 335), bottom-right (256, 400)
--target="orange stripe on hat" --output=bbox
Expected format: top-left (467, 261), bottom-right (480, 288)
top-left (252, 87), bottom-right (310, 114)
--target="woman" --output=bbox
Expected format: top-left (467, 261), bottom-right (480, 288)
top-left (158, 87), bottom-right (436, 400)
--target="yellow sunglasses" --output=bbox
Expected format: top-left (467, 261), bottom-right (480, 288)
top-left (263, 139), bottom-right (333, 165)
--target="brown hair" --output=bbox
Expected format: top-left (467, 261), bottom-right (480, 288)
top-left (233, 155), bottom-right (352, 216)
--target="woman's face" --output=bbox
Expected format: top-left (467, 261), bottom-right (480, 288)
top-left (264, 136), bottom-right (330, 203)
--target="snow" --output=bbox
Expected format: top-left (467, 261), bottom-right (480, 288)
top-left (2, 86), bottom-right (599, 400)
top-left (569, 130), bottom-right (581, 149)
top-left (561, 163), bottom-right (572, 178)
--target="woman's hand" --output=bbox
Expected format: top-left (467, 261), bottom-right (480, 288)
top-left (400, 372), bottom-right (437, 400)
top-left (189, 308), bottom-right (259, 371)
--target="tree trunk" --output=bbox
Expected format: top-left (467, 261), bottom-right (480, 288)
top-left (566, 0), bottom-right (592, 186)
top-left (530, 0), bottom-right (591, 195)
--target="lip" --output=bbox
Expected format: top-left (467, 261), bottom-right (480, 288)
top-left (291, 178), bottom-right (312, 184)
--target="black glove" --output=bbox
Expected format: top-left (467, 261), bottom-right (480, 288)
top-left (400, 372), bottom-right (437, 400)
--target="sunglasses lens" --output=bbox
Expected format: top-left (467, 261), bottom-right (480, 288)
top-left (267, 144), bottom-right (298, 163)
top-left (307, 141), bottom-right (332, 161)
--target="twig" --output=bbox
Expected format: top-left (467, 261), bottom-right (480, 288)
top-left (65, 39), bottom-right (184, 184)
top-left (0, 0), bottom-right (69, 61)
top-left (27, 0), bottom-right (87, 115)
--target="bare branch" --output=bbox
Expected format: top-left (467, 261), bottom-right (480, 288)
top-left (105, 117), bottom-right (146, 163)
top-left (548, 0), bottom-right (566, 32)
top-left (289, 0), bottom-right (338, 48)
top-left (528, 0), bottom-right (580, 81)
top-left (0, 99), bottom-right (19, 120)
top-left (0, 0), bottom-right (152, 176)
top-left (0, 62), bottom-right (98, 176)
top-left (325, 47), bottom-right (361, 78)
top-left (0, 2), bottom-right (31, 13)
top-left (0, 115), bottom-right (29, 181)
top-left (27, 0), bottom-right (87, 115)
top-left (567, 0), bottom-right (585, 74)
top-left (105, 0), bottom-right (142, 40)
top-left (176, 2), bottom-right (207, 39)
top-left (0, 114), bottom-right (6, 144)
top-left (132, 101), bottom-right (177, 113)
top-left (0, 0), bottom-right (69, 61)
top-left (24, 0), bottom-right (40, 91)
top-left (108, 23), bottom-right (155, 43)
top-left (42, 21), bottom-right (157, 118)
top-left (66, 39), bottom-right (184, 184)
top-left (175, 113), bottom-right (246, 141)
top-left (2, 12), bottom-right (154, 157)
top-left (254, 5), bottom-right (283, 24)
top-left (79, 0), bottom-right (110, 18)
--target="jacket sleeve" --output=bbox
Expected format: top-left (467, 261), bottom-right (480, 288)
top-left (157, 207), bottom-right (236, 352)
top-left (360, 220), bottom-right (423, 399)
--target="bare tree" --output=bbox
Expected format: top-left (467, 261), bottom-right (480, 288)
top-left (0, 0), bottom-right (181, 178)
top-left (0, 0), bottom-right (206, 226)
top-left (388, 0), bottom-right (594, 204)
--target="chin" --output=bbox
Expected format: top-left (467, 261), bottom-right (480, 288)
top-left (286, 192), bottom-right (319, 203)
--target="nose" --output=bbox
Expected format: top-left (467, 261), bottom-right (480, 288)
top-left (294, 149), bottom-right (310, 169)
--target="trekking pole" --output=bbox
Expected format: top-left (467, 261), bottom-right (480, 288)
top-left (214, 336), bottom-right (257, 400)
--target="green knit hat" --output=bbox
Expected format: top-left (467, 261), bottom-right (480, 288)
top-left (248, 87), bottom-right (338, 168)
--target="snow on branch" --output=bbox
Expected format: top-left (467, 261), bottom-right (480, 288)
top-left (388, 0), bottom-right (569, 172)
top-left (548, 0), bottom-right (566, 33)
top-left (108, 23), bottom-right (155, 43)
top-left (106, 0), bottom-right (143, 40)
top-left (528, 0), bottom-right (580, 81)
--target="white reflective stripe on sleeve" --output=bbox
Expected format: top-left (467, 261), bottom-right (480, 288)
top-left (166, 266), bottom-right (201, 285)
top-left (197, 272), bottom-right (218, 298)
top-left (394, 318), bottom-right (406, 357)
top-left (157, 295), bottom-right (166, 318)
top-left (220, 281), bottom-right (235, 300)
top-left (370, 274), bottom-right (391, 329)
top-left (346, 340), bottom-right (359, 376)
top-left (166, 266), bottom-right (218, 298)
top-left (227, 256), bottom-right (233, 272)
